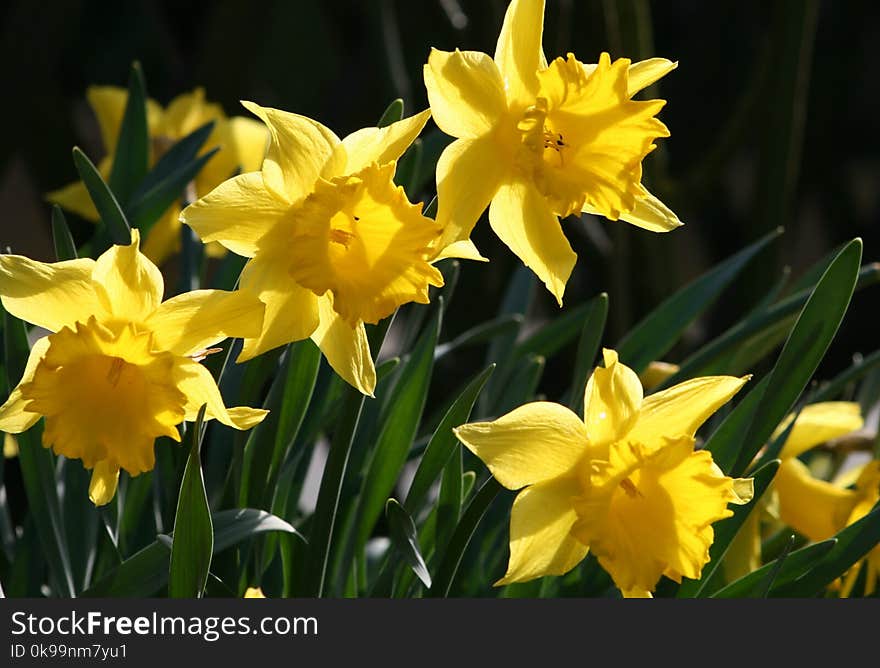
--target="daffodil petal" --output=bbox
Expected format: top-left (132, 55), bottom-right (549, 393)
top-left (86, 86), bottom-right (163, 154)
top-left (584, 349), bottom-right (643, 449)
top-left (310, 295), bottom-right (376, 397)
top-left (436, 136), bottom-right (506, 247)
top-left (227, 116), bottom-right (270, 173)
top-left (86, 86), bottom-right (128, 155)
top-left (342, 110), bottom-right (431, 173)
top-left (493, 0), bottom-right (546, 106)
top-left (181, 172), bottom-right (288, 258)
top-left (622, 588), bottom-right (653, 598)
top-left (140, 205), bottom-right (181, 266)
top-left (775, 458), bottom-right (858, 542)
top-left (91, 229), bottom-right (164, 322)
top-left (241, 101), bottom-right (342, 202)
top-left (584, 187), bottom-right (682, 232)
top-left (0, 256), bottom-right (100, 332)
top-left (454, 401), bottom-right (588, 489)
top-left (626, 375), bottom-right (749, 446)
top-left (489, 180), bottom-right (575, 306)
top-left (424, 49), bottom-right (507, 139)
top-left (433, 239), bottom-right (489, 263)
top-left (627, 58), bottom-right (678, 96)
top-left (175, 359), bottom-right (268, 429)
top-left (237, 255), bottom-right (320, 362)
top-left (147, 289), bottom-right (265, 357)
top-left (775, 402), bottom-right (864, 461)
top-left (0, 336), bottom-right (50, 433)
top-left (88, 460), bottom-right (120, 506)
top-left (46, 178), bottom-right (99, 222)
top-left (495, 475), bottom-right (587, 585)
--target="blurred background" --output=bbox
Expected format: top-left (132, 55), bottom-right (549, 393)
top-left (1, 0), bottom-right (879, 390)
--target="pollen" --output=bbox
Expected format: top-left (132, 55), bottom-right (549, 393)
top-left (329, 227), bottom-right (356, 248)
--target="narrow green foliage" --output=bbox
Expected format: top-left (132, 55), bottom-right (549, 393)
top-left (108, 62), bottom-right (149, 205)
top-left (732, 239), bottom-right (862, 476)
top-left (617, 228), bottom-right (781, 374)
top-left (169, 405), bottom-right (213, 598)
top-left (377, 98), bottom-right (405, 127)
top-left (72, 147), bottom-right (131, 245)
top-left (50, 206), bottom-right (78, 260)
top-left (567, 292), bottom-right (608, 416)
top-left (386, 499), bottom-right (431, 588)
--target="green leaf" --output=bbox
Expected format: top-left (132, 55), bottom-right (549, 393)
top-left (81, 509), bottom-right (302, 597)
top-left (434, 315), bottom-right (522, 360)
top-left (377, 98), bottom-right (404, 127)
top-left (677, 459), bottom-right (780, 598)
top-left (732, 239), bottom-right (862, 476)
top-left (513, 298), bottom-right (602, 361)
top-left (404, 364), bottom-right (494, 513)
top-left (566, 292), bottom-right (608, 416)
top-left (705, 376), bottom-right (770, 474)
top-left (396, 138), bottom-right (423, 199)
top-left (72, 147), bottom-right (131, 245)
top-left (386, 499), bottom-right (431, 588)
top-left (50, 205), bottom-right (77, 260)
top-left (3, 309), bottom-right (75, 597)
top-left (772, 505), bottom-right (880, 596)
top-left (429, 477), bottom-right (504, 597)
top-left (108, 62), bottom-right (149, 205)
top-left (240, 341), bottom-right (321, 508)
top-left (298, 384), bottom-right (366, 597)
top-left (355, 305), bottom-right (441, 552)
top-left (810, 349), bottom-right (880, 403)
top-left (128, 135), bottom-right (219, 234)
top-left (659, 262), bottom-right (880, 388)
top-left (712, 538), bottom-right (836, 598)
top-left (616, 228), bottom-right (781, 373)
top-left (494, 354), bottom-right (545, 414)
top-left (169, 405), bottom-right (213, 598)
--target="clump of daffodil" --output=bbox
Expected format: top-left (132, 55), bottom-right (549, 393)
top-left (725, 402), bottom-right (866, 582)
top-left (180, 102), bottom-right (480, 396)
top-left (424, 0), bottom-right (681, 304)
top-left (48, 87), bottom-right (268, 264)
top-left (0, 230), bottom-right (268, 506)
top-left (454, 349), bottom-right (752, 597)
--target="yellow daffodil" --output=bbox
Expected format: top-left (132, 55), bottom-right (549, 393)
top-left (638, 360), bottom-right (680, 391)
top-left (48, 87), bottom-right (268, 264)
top-left (424, 0), bottom-right (681, 304)
top-left (180, 103), bottom-right (479, 396)
top-left (752, 402), bottom-right (877, 596)
top-left (0, 230), bottom-right (268, 506)
top-left (724, 402), bottom-right (866, 584)
top-left (3, 433), bottom-right (17, 458)
top-left (453, 349), bottom-right (752, 597)
top-left (243, 586), bottom-right (266, 598)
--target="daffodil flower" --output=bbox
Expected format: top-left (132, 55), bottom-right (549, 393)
top-left (0, 230), bottom-right (268, 506)
top-left (454, 349), bottom-right (752, 597)
top-left (243, 587), bottom-right (266, 598)
top-left (725, 402), bottom-right (877, 596)
top-left (180, 103), bottom-right (479, 396)
top-left (48, 87), bottom-right (268, 264)
top-left (424, 0), bottom-right (681, 304)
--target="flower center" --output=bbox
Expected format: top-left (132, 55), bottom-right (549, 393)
top-left (20, 318), bottom-right (185, 475)
top-left (285, 162), bottom-right (444, 326)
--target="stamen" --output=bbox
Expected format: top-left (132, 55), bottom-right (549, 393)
top-left (329, 228), bottom-right (356, 248)
top-left (106, 357), bottom-right (124, 387)
top-left (620, 477), bottom-right (643, 498)
top-left (190, 347), bottom-right (224, 363)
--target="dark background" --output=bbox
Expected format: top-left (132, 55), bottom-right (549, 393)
top-left (1, 0), bottom-right (878, 378)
